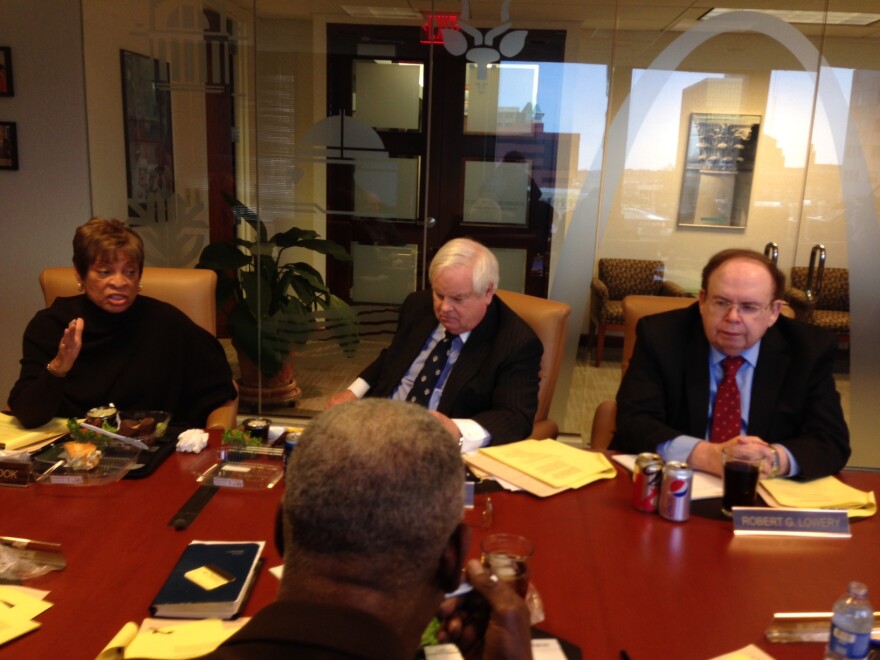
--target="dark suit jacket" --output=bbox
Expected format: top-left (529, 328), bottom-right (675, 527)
top-left (610, 304), bottom-right (850, 480)
top-left (203, 599), bottom-right (410, 660)
top-left (359, 291), bottom-right (542, 445)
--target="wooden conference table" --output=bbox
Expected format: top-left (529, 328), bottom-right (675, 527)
top-left (3, 435), bottom-right (879, 660)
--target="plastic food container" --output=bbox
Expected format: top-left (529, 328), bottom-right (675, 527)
top-left (116, 410), bottom-right (172, 445)
top-left (31, 441), bottom-right (141, 486)
top-left (189, 445), bottom-right (284, 490)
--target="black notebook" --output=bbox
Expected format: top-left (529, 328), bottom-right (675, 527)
top-left (151, 540), bottom-right (265, 619)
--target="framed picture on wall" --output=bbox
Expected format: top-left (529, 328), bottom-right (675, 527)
top-left (0, 121), bottom-right (18, 170)
top-left (0, 47), bottom-right (13, 97)
top-left (677, 113), bottom-right (760, 230)
top-left (120, 49), bottom-right (174, 217)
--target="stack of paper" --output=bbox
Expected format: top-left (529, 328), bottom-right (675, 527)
top-left (464, 439), bottom-right (617, 497)
top-left (0, 586), bottom-right (53, 646)
top-left (759, 476), bottom-right (877, 519)
top-left (0, 414), bottom-right (68, 452)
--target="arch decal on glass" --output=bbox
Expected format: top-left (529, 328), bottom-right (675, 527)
top-left (549, 11), bottom-right (878, 447)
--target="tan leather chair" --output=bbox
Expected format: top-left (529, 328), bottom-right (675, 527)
top-left (589, 295), bottom-right (794, 450)
top-left (620, 295), bottom-right (697, 375)
top-left (39, 266), bottom-right (238, 429)
top-left (496, 289), bottom-right (571, 440)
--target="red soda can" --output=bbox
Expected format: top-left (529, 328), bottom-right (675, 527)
top-left (658, 461), bottom-right (693, 522)
top-left (632, 452), bottom-right (664, 512)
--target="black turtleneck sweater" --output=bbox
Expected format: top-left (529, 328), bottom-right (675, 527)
top-left (8, 295), bottom-right (237, 429)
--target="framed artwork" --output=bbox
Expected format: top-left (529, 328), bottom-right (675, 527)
top-left (0, 47), bottom-right (13, 97)
top-left (0, 121), bottom-right (18, 170)
top-left (677, 113), bottom-right (760, 230)
top-left (120, 49), bottom-right (174, 216)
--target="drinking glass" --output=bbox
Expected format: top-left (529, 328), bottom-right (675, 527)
top-left (480, 533), bottom-right (534, 598)
top-left (721, 446), bottom-right (762, 515)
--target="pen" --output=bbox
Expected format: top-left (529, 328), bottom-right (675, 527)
top-left (0, 536), bottom-right (62, 551)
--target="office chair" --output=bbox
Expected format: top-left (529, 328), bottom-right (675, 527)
top-left (588, 258), bottom-right (691, 367)
top-left (787, 266), bottom-right (849, 345)
top-left (495, 289), bottom-right (571, 440)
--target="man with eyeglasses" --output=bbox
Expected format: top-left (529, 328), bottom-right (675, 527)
top-left (327, 237), bottom-right (543, 450)
top-left (612, 248), bottom-right (850, 479)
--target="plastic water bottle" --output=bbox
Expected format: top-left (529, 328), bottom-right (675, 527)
top-left (824, 581), bottom-right (874, 660)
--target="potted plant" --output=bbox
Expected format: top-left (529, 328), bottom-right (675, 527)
top-left (196, 193), bottom-right (358, 404)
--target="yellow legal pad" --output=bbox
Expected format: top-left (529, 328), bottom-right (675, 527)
top-left (98, 618), bottom-right (248, 659)
top-left (759, 476), bottom-right (877, 519)
top-left (478, 439), bottom-right (617, 489)
top-left (0, 414), bottom-right (68, 451)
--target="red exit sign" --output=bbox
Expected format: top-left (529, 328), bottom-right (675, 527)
top-left (421, 13), bottom-right (460, 44)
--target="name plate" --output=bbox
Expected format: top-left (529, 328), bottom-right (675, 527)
top-left (732, 507), bottom-right (851, 537)
top-left (0, 460), bottom-right (31, 487)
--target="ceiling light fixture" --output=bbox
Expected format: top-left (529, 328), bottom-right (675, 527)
top-left (701, 8), bottom-right (880, 26)
top-left (342, 6), bottom-right (422, 20)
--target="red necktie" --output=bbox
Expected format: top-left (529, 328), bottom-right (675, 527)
top-left (711, 356), bottom-right (745, 442)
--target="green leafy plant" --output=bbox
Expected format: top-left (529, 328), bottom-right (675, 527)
top-left (196, 194), bottom-right (358, 379)
top-left (221, 428), bottom-right (263, 447)
top-left (66, 418), bottom-right (109, 447)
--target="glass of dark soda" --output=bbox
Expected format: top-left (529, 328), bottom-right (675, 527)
top-left (721, 446), bottom-right (762, 515)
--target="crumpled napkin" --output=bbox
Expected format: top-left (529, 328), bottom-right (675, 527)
top-left (176, 429), bottom-right (209, 453)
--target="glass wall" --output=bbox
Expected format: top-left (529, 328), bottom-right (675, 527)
top-left (81, 0), bottom-right (879, 467)
top-left (585, 5), bottom-right (879, 468)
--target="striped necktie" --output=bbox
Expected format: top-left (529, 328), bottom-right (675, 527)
top-left (408, 331), bottom-right (457, 407)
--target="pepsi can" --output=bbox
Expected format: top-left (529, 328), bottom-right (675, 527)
top-left (659, 461), bottom-right (693, 522)
top-left (632, 452), bottom-right (664, 513)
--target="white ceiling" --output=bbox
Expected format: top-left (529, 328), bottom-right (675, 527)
top-left (249, 0), bottom-right (880, 38)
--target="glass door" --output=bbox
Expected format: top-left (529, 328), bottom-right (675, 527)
top-left (324, 23), bottom-right (565, 301)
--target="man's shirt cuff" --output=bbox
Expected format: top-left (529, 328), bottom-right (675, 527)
top-left (455, 418), bottom-right (490, 453)
top-left (657, 435), bottom-right (702, 464)
top-left (348, 378), bottom-right (370, 399)
top-left (777, 444), bottom-right (799, 477)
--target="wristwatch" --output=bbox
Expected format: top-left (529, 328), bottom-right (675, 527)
top-left (768, 445), bottom-right (781, 477)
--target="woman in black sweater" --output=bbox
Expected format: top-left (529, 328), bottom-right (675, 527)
top-left (8, 218), bottom-right (237, 429)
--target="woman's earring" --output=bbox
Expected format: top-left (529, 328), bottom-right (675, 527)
top-left (138, 283), bottom-right (143, 292)
top-left (76, 282), bottom-right (83, 291)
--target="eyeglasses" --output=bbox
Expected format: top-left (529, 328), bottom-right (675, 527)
top-left (706, 297), bottom-right (774, 318)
